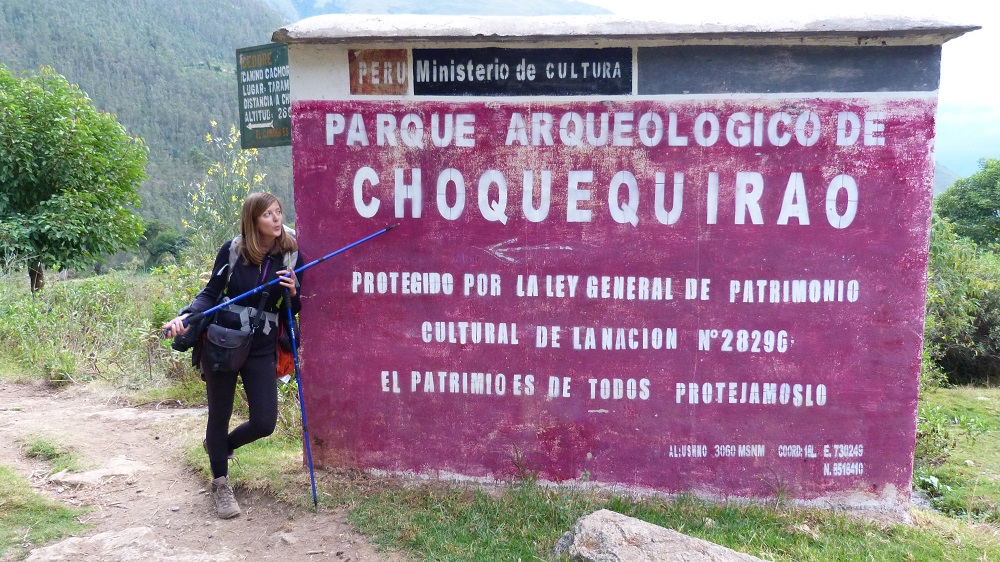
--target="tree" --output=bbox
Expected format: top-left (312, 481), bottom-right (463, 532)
top-left (140, 218), bottom-right (185, 269)
top-left (934, 158), bottom-right (1000, 247)
top-left (0, 65), bottom-right (147, 292)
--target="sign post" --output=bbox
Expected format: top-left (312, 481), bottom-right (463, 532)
top-left (236, 43), bottom-right (291, 149)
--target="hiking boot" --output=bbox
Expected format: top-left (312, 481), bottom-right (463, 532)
top-left (211, 476), bottom-right (241, 519)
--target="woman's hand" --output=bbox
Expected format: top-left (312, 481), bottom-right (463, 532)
top-left (162, 314), bottom-right (190, 338)
top-left (277, 269), bottom-right (297, 297)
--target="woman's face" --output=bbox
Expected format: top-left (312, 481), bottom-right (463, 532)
top-left (255, 200), bottom-right (283, 243)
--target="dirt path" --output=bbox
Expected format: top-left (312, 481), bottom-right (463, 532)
top-left (0, 380), bottom-right (406, 562)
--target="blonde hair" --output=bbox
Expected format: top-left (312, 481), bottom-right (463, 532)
top-left (234, 192), bottom-right (298, 265)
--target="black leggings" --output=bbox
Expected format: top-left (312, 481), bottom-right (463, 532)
top-left (204, 353), bottom-right (278, 478)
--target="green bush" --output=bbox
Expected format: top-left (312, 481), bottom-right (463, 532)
top-left (923, 215), bottom-right (1000, 386)
top-left (0, 264), bottom-right (202, 390)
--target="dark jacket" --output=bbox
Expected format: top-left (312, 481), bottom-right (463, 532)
top-left (183, 240), bottom-right (305, 363)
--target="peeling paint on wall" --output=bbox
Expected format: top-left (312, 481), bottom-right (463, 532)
top-left (291, 93), bottom-right (935, 508)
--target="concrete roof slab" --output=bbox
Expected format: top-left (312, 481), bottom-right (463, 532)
top-left (272, 14), bottom-right (978, 46)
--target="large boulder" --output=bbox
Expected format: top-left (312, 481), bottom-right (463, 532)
top-left (553, 509), bottom-right (766, 562)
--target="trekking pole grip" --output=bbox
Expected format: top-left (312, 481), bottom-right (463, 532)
top-left (161, 311), bottom-right (204, 338)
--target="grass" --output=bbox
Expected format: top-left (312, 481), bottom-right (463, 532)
top-left (0, 466), bottom-right (87, 559)
top-left (21, 438), bottom-right (82, 475)
top-left (157, 378), bottom-right (1000, 562)
top-left (0, 354), bottom-right (30, 383)
top-left (323, 478), bottom-right (1000, 561)
top-left (914, 386), bottom-right (1000, 521)
top-left (188, 396), bottom-right (1000, 562)
top-left (133, 369), bottom-right (208, 408)
top-left (186, 433), bottom-right (310, 496)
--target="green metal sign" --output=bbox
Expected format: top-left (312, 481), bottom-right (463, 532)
top-left (236, 43), bottom-right (291, 149)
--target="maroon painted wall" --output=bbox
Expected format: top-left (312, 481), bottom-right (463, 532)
top-left (291, 91), bottom-right (934, 503)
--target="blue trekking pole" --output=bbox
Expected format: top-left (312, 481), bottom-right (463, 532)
top-left (283, 289), bottom-right (319, 511)
top-left (165, 224), bottom-right (398, 337)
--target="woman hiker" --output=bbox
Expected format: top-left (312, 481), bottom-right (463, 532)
top-left (163, 192), bottom-right (304, 519)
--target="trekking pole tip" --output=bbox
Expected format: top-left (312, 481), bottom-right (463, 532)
top-left (386, 223), bottom-right (400, 230)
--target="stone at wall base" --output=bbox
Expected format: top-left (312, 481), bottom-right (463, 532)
top-left (553, 509), bottom-right (766, 562)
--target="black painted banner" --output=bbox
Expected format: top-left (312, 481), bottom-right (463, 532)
top-left (637, 45), bottom-right (941, 95)
top-left (413, 48), bottom-right (631, 96)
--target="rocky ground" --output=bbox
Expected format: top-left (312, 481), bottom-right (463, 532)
top-left (0, 380), bottom-right (406, 562)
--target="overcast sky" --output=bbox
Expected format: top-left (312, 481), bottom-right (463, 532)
top-left (576, 0), bottom-right (999, 177)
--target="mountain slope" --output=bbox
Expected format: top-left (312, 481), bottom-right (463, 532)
top-left (0, 0), bottom-right (291, 223)
top-left (264, 0), bottom-right (609, 20)
top-left (934, 164), bottom-right (961, 195)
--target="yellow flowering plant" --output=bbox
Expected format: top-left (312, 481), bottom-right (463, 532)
top-left (184, 122), bottom-right (266, 260)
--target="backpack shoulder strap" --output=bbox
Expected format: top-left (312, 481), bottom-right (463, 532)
top-left (281, 225), bottom-right (298, 273)
top-left (223, 236), bottom-right (240, 292)
top-left (228, 236), bottom-right (241, 272)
